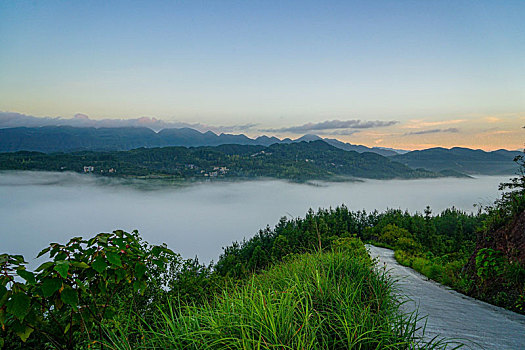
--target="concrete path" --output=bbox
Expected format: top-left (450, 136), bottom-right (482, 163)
top-left (366, 245), bottom-right (525, 349)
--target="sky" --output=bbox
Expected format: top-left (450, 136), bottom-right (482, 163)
top-left (0, 0), bottom-right (524, 150)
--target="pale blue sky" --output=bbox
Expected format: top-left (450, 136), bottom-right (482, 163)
top-left (0, 1), bottom-right (524, 149)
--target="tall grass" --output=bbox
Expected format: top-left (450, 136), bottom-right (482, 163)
top-left (105, 249), bottom-right (453, 349)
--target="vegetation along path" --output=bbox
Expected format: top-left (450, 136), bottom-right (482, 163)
top-left (366, 245), bottom-right (525, 349)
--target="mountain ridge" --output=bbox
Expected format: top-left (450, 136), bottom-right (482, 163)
top-left (0, 125), bottom-right (401, 155)
top-left (390, 147), bottom-right (522, 175)
top-left (0, 126), bottom-right (520, 175)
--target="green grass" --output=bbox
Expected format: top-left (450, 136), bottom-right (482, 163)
top-left (104, 249), bottom-right (452, 349)
top-left (394, 250), bottom-right (471, 294)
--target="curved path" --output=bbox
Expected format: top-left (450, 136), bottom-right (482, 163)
top-left (367, 245), bottom-right (525, 349)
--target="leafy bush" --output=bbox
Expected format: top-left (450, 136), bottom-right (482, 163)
top-left (331, 236), bottom-right (369, 258)
top-left (0, 230), bottom-right (174, 348)
top-left (378, 224), bottom-right (413, 246)
top-left (396, 237), bottom-right (422, 253)
top-left (475, 248), bottom-right (505, 283)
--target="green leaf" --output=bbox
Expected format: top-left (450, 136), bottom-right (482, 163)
top-left (139, 280), bottom-right (147, 294)
top-left (74, 278), bottom-right (87, 292)
top-left (105, 251), bottom-right (122, 267)
top-left (54, 261), bottom-right (70, 279)
top-left (17, 269), bottom-right (35, 284)
top-left (11, 255), bottom-right (26, 264)
top-left (35, 261), bottom-right (53, 272)
top-left (17, 326), bottom-right (34, 342)
top-left (6, 293), bottom-right (31, 321)
top-left (61, 285), bottom-right (78, 308)
top-left (133, 280), bottom-right (147, 294)
top-left (70, 261), bottom-right (89, 269)
top-left (36, 246), bottom-right (51, 259)
top-left (114, 238), bottom-right (125, 248)
top-left (12, 320), bottom-right (34, 342)
top-left (67, 236), bottom-right (83, 245)
top-left (41, 278), bottom-right (62, 298)
top-left (98, 235), bottom-right (108, 244)
top-left (152, 259), bottom-right (164, 268)
top-left (135, 263), bottom-right (147, 279)
top-left (55, 252), bottom-right (67, 261)
top-left (151, 246), bottom-right (161, 256)
top-left (115, 269), bottom-right (126, 282)
top-left (132, 280), bottom-right (141, 293)
top-left (163, 247), bottom-right (175, 255)
top-left (92, 257), bottom-right (107, 273)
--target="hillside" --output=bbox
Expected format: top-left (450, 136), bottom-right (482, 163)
top-left (0, 140), bottom-right (436, 181)
top-left (466, 159), bottom-right (525, 309)
top-left (390, 147), bottom-right (521, 175)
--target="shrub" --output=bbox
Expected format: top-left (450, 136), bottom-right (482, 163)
top-left (378, 224), bottom-right (412, 246)
top-left (475, 248), bottom-right (505, 282)
top-left (0, 230), bottom-right (174, 349)
top-left (396, 237), bottom-right (422, 254)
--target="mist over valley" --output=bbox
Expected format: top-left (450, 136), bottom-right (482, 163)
top-left (0, 171), bottom-right (507, 266)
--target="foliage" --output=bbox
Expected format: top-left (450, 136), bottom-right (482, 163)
top-left (0, 230), bottom-right (174, 349)
top-left (475, 248), bottom-right (505, 282)
top-left (377, 224), bottom-right (413, 247)
top-left (215, 204), bottom-right (484, 284)
top-left (484, 153), bottom-right (525, 232)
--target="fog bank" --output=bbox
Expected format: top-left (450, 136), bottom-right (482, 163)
top-left (0, 171), bottom-right (508, 266)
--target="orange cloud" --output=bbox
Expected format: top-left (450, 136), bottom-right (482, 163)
top-left (484, 116), bottom-right (501, 123)
top-left (404, 119), bottom-right (466, 129)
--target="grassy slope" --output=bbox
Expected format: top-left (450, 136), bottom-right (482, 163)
top-left (105, 246), bottom-right (450, 349)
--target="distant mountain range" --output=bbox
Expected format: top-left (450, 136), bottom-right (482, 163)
top-left (0, 126), bottom-right (520, 176)
top-left (390, 147), bottom-right (522, 175)
top-left (0, 126), bottom-right (399, 156)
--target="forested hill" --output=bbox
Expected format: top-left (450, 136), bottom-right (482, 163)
top-left (0, 140), bottom-right (437, 181)
top-left (390, 147), bottom-right (521, 175)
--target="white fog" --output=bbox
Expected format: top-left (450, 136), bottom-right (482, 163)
top-left (0, 171), bottom-right (509, 266)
